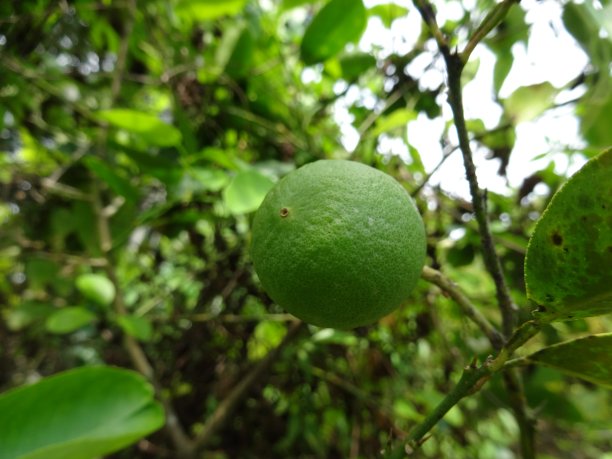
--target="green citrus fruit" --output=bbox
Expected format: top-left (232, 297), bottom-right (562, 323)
top-left (250, 160), bottom-right (426, 329)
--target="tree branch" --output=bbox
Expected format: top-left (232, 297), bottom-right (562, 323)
top-left (442, 52), bottom-right (517, 337)
top-left (385, 320), bottom-right (541, 456)
top-left (421, 266), bottom-right (504, 350)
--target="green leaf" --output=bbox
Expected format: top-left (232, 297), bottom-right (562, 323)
top-left (492, 48), bottom-right (513, 94)
top-left (0, 366), bottom-right (164, 459)
top-left (300, 0), bottom-right (367, 65)
top-left (247, 321), bottom-right (287, 360)
top-left (76, 274), bottom-right (116, 307)
top-left (45, 307), bottom-right (97, 334)
top-left (368, 4), bottom-right (408, 28)
top-left (338, 53), bottom-right (377, 81)
top-left (525, 148), bottom-right (612, 321)
top-left (97, 109), bottom-right (182, 147)
top-left (225, 27), bottom-right (256, 79)
top-left (368, 108), bottom-right (417, 138)
top-left (223, 169), bottom-right (275, 214)
top-left (5, 302), bottom-right (54, 331)
top-left (503, 83), bottom-right (558, 123)
top-left (83, 156), bottom-right (140, 202)
top-left (187, 168), bottom-right (230, 192)
top-left (579, 92), bottom-right (612, 149)
top-left (175, 0), bottom-right (247, 21)
top-left (523, 334), bottom-right (612, 388)
top-left (116, 315), bottom-right (153, 342)
top-left (280, 0), bottom-right (318, 11)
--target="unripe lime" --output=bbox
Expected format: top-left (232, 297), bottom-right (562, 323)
top-left (250, 160), bottom-right (426, 329)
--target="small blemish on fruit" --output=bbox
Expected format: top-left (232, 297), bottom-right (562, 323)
top-left (280, 207), bottom-right (289, 218)
top-left (551, 231), bottom-right (563, 246)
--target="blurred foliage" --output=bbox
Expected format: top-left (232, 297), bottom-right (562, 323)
top-left (0, 0), bottom-right (610, 458)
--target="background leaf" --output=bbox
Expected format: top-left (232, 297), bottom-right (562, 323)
top-left (368, 4), bottom-right (409, 28)
top-left (116, 315), bottom-right (153, 342)
top-left (45, 307), bottom-right (97, 334)
top-left (175, 0), bottom-right (247, 21)
top-left (503, 83), bottom-right (558, 123)
top-left (223, 169), bottom-right (275, 214)
top-left (76, 274), bottom-right (116, 307)
top-left (0, 366), bottom-right (164, 459)
top-left (97, 109), bottom-right (182, 147)
top-left (522, 334), bottom-right (612, 388)
top-left (525, 148), bottom-right (612, 321)
top-left (300, 0), bottom-right (367, 65)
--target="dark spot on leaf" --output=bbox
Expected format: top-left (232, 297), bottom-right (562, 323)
top-left (551, 231), bottom-right (563, 246)
top-left (563, 247), bottom-right (569, 253)
top-left (280, 207), bottom-right (289, 218)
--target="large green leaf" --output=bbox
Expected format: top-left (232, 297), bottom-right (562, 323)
top-left (97, 109), bottom-right (182, 147)
top-left (523, 334), bottom-right (612, 388)
top-left (0, 366), bottom-right (164, 459)
top-left (300, 0), bottom-right (367, 65)
top-left (525, 148), bottom-right (612, 321)
top-left (223, 169), bottom-right (275, 214)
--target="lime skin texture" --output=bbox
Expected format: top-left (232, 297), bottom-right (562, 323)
top-left (250, 159), bottom-right (427, 329)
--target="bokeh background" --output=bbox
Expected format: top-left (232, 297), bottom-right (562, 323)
top-left (1, 0), bottom-right (611, 458)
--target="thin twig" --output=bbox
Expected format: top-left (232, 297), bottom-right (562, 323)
top-left (503, 370), bottom-right (537, 459)
top-left (421, 266), bottom-right (504, 349)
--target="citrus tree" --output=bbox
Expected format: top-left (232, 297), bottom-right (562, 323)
top-left (0, 0), bottom-right (611, 458)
